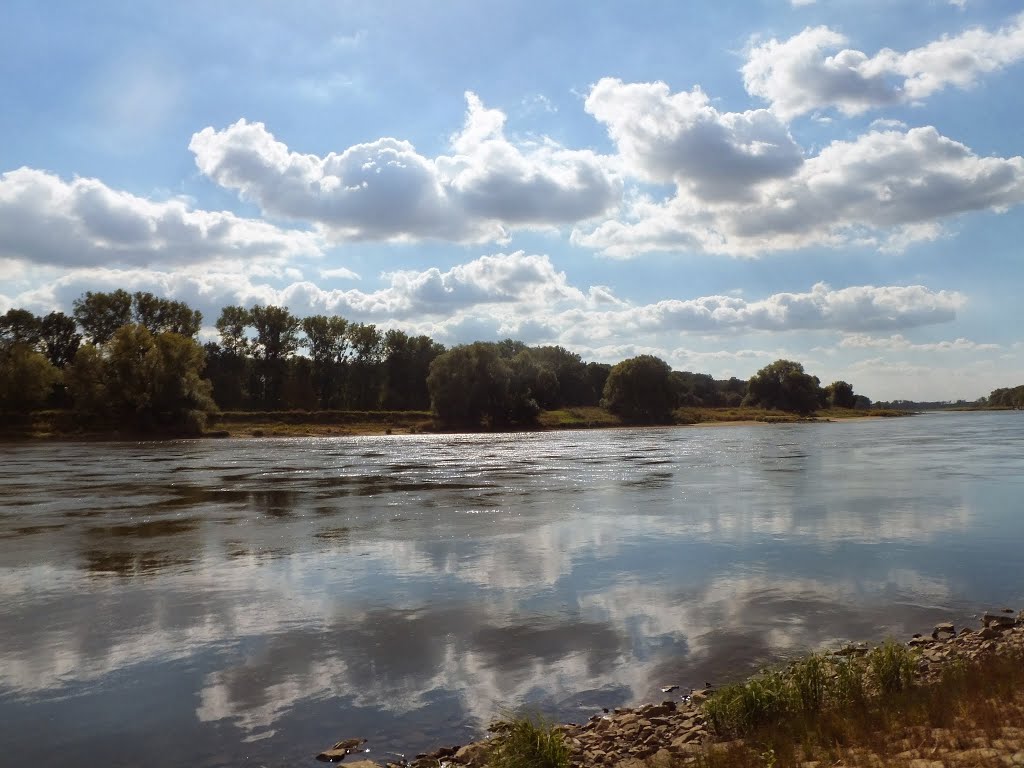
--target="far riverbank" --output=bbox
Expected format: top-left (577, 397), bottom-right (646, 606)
top-left (0, 405), bottom-right (910, 440)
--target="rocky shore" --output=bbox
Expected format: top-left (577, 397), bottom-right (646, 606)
top-left (318, 609), bottom-right (1024, 768)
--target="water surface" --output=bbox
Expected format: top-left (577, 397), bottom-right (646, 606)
top-left (1, 412), bottom-right (1022, 766)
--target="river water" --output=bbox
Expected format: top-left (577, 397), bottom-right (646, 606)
top-left (1, 412), bottom-right (1022, 766)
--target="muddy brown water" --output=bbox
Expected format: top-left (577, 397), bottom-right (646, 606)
top-left (1, 412), bottom-right (1022, 767)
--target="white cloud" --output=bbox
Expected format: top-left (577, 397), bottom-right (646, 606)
top-left (189, 92), bottom-right (619, 244)
top-left (318, 266), bottom-right (361, 280)
top-left (584, 78), bottom-right (803, 202)
top-left (573, 121), bottom-right (1024, 257)
top-left (743, 13), bottom-right (1024, 118)
top-left (791, 0), bottom-right (816, 6)
top-left (0, 167), bottom-right (322, 268)
top-left (839, 333), bottom-right (1000, 352)
top-left (2, 250), bottom-right (963, 361)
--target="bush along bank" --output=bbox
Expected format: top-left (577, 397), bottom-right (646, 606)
top-left (321, 608), bottom-right (1024, 768)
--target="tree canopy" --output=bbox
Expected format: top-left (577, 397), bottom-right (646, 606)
top-left (602, 355), bottom-right (675, 423)
top-left (743, 359), bottom-right (824, 415)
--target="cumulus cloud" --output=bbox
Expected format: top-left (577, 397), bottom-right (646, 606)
top-left (743, 13), bottom-right (1024, 118)
top-left (189, 92), bottom-right (619, 244)
top-left (585, 78), bottom-right (803, 201)
top-left (839, 333), bottom-right (999, 352)
top-left (2, 250), bottom-right (963, 355)
top-left (573, 123), bottom-right (1024, 256)
top-left (568, 282), bottom-right (965, 337)
top-left (0, 167), bottom-right (322, 268)
top-left (319, 266), bottom-right (361, 280)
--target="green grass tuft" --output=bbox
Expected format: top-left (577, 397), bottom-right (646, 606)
top-left (486, 712), bottom-right (571, 768)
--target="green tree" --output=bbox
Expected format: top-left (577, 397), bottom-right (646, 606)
top-left (66, 325), bottom-right (216, 433)
top-left (301, 315), bottom-right (349, 408)
top-left (39, 312), bottom-right (81, 367)
top-left (0, 344), bottom-right (61, 414)
top-left (72, 290), bottom-right (133, 345)
top-left (585, 362), bottom-right (611, 406)
top-left (602, 355), bottom-right (675, 423)
top-left (427, 343), bottom-right (513, 427)
top-left (215, 305), bottom-right (252, 356)
top-left (132, 292), bottom-right (203, 337)
top-left (346, 322), bottom-right (384, 409)
top-left (743, 359), bottom-right (823, 415)
top-left (249, 305), bottom-right (300, 408)
top-left (382, 329), bottom-right (445, 410)
top-left (824, 380), bottom-right (856, 409)
top-left (0, 308), bottom-right (41, 348)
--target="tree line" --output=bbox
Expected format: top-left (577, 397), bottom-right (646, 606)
top-left (1, 290), bottom-right (870, 433)
top-left (984, 385), bottom-right (1024, 408)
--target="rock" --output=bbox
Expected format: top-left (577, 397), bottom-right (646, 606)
top-left (980, 626), bottom-right (1003, 640)
top-left (660, 684), bottom-right (679, 693)
top-left (642, 703), bottom-right (673, 718)
top-left (317, 738), bottom-right (368, 762)
top-left (344, 763), bottom-right (384, 768)
top-left (983, 613), bottom-right (1016, 628)
top-left (932, 622), bottom-right (955, 639)
top-left (453, 742), bottom-right (489, 767)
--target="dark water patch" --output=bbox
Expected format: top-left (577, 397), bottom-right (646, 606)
top-left (83, 549), bottom-right (196, 576)
top-left (315, 527), bottom-right (351, 540)
top-left (1, 523), bottom-right (67, 538)
top-left (88, 518), bottom-right (198, 539)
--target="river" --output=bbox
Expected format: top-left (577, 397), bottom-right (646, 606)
top-left (1, 412), bottom-right (1022, 766)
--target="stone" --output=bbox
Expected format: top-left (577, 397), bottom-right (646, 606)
top-left (344, 763), bottom-right (384, 768)
top-left (317, 738), bottom-right (368, 762)
top-left (984, 613), bottom-right (1016, 628)
top-left (661, 685), bottom-right (679, 693)
top-left (643, 703), bottom-right (673, 718)
top-left (453, 742), bottom-right (489, 767)
top-left (932, 622), bottom-right (955, 639)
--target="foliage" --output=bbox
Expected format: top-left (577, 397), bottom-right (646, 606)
top-left (0, 344), bottom-right (61, 413)
top-left (0, 308), bottom-right (42, 347)
top-left (72, 289), bottom-right (133, 345)
top-left (823, 380), bottom-right (856, 409)
top-left (743, 359), bottom-right (824, 415)
top-left (3, 288), bottom-right (888, 430)
top-left (39, 312), bottom-right (81, 367)
top-left (65, 325), bottom-right (217, 434)
top-left (988, 384), bottom-right (1024, 408)
top-left (602, 355), bottom-right (675, 423)
top-left (486, 713), bottom-right (571, 768)
top-left (427, 343), bottom-right (515, 427)
top-left (866, 640), bottom-right (916, 694)
top-left (382, 329), bottom-right (445, 410)
top-left (132, 291), bottom-right (202, 337)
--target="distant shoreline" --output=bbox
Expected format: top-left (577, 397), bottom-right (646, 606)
top-left (0, 406), bottom-right (915, 441)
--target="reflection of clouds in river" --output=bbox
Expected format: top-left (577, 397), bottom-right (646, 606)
top-left (0, 418), bottom-right (1017, 755)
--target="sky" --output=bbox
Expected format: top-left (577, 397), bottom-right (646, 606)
top-left (1, 0), bottom-right (1023, 402)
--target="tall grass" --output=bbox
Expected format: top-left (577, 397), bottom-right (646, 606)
top-left (486, 713), bottom-right (571, 768)
top-left (695, 645), bottom-right (1024, 768)
top-left (704, 645), bottom-right (920, 740)
top-left (866, 640), bottom-right (916, 694)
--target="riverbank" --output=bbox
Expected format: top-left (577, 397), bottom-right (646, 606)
top-left (349, 610), bottom-right (1024, 768)
top-left (0, 405), bottom-right (909, 440)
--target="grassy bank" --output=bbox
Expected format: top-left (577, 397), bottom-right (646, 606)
top-left (1, 405), bottom-right (907, 440)
top-left (411, 613), bottom-right (1024, 768)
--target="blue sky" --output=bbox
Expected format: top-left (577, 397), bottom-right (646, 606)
top-left (2, 0), bottom-right (1022, 401)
